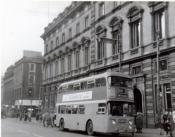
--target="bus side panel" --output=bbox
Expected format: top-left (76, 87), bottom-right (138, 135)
top-left (93, 115), bottom-right (108, 133)
top-left (77, 103), bottom-right (97, 131)
top-left (92, 87), bottom-right (107, 100)
top-left (76, 114), bottom-right (88, 131)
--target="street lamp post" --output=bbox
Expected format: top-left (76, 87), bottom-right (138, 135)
top-left (156, 31), bottom-right (164, 127)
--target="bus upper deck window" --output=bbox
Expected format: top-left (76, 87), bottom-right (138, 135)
top-left (87, 81), bottom-right (95, 89)
top-left (68, 84), bottom-right (73, 91)
top-left (74, 83), bottom-right (80, 90)
top-left (81, 81), bottom-right (87, 90)
top-left (95, 78), bottom-right (106, 87)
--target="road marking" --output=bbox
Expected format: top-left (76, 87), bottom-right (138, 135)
top-left (32, 133), bottom-right (44, 137)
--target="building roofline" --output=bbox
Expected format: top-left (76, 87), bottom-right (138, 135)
top-left (41, 2), bottom-right (90, 40)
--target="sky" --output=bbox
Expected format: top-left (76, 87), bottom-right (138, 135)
top-left (0, 0), bottom-right (71, 76)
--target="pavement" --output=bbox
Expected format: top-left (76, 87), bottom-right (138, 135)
top-left (2, 117), bottom-right (173, 137)
top-left (30, 118), bottom-right (169, 137)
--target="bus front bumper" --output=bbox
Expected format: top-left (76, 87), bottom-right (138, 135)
top-left (108, 119), bottom-right (135, 134)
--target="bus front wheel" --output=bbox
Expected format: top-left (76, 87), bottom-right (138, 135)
top-left (131, 132), bottom-right (134, 137)
top-left (86, 120), bottom-right (94, 136)
top-left (59, 118), bottom-right (64, 131)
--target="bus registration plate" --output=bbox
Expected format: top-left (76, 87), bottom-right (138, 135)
top-left (118, 119), bottom-right (127, 123)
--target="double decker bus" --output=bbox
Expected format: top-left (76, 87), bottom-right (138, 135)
top-left (55, 71), bottom-right (135, 136)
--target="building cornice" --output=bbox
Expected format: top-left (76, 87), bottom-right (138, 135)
top-left (41, 2), bottom-right (90, 40)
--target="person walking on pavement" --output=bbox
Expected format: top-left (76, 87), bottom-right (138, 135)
top-left (163, 110), bottom-right (173, 137)
top-left (24, 111), bottom-right (28, 121)
top-left (28, 110), bottom-right (32, 122)
top-left (135, 111), bottom-right (143, 133)
top-left (50, 111), bottom-right (56, 127)
top-left (19, 111), bottom-right (23, 121)
top-left (43, 111), bottom-right (49, 127)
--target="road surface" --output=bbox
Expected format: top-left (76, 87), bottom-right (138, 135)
top-left (1, 118), bottom-right (161, 137)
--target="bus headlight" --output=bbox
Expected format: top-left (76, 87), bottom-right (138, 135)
top-left (112, 119), bottom-right (116, 125)
top-left (129, 125), bottom-right (132, 129)
top-left (128, 120), bottom-right (133, 125)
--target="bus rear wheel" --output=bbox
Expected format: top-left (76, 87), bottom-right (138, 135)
top-left (59, 118), bottom-right (64, 131)
top-left (86, 120), bottom-right (94, 136)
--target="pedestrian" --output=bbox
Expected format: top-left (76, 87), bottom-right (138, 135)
top-left (28, 111), bottom-right (32, 122)
top-left (42, 111), bottom-right (48, 127)
top-left (39, 112), bottom-right (43, 122)
top-left (163, 110), bottom-right (173, 137)
top-left (19, 111), bottom-right (23, 121)
top-left (135, 111), bottom-right (143, 133)
top-left (24, 111), bottom-right (28, 121)
top-left (46, 112), bottom-right (52, 127)
top-left (50, 111), bottom-right (56, 127)
top-left (36, 111), bottom-right (39, 121)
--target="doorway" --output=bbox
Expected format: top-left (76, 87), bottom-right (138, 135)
top-left (134, 87), bottom-right (142, 113)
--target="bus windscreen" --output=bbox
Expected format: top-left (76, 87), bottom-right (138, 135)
top-left (109, 101), bottom-right (135, 116)
top-left (110, 76), bottom-right (132, 88)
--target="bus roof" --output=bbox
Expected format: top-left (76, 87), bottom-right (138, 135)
top-left (58, 71), bottom-right (131, 88)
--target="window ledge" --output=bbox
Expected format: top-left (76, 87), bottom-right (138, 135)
top-left (153, 39), bottom-right (164, 48)
top-left (131, 73), bottom-right (144, 78)
top-left (96, 59), bottom-right (103, 65)
top-left (130, 47), bottom-right (139, 55)
top-left (112, 54), bottom-right (119, 60)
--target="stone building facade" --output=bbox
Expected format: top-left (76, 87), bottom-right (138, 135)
top-left (14, 50), bottom-right (43, 107)
top-left (2, 65), bottom-right (15, 106)
top-left (41, 2), bottom-right (175, 127)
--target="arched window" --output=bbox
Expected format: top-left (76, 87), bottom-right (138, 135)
top-left (56, 37), bottom-right (59, 47)
top-left (73, 42), bottom-right (80, 69)
top-left (99, 2), bottom-right (105, 17)
top-left (66, 47), bottom-right (72, 72)
top-left (127, 6), bottom-right (144, 49)
top-left (81, 37), bottom-right (90, 65)
top-left (62, 33), bottom-right (65, 43)
top-left (96, 25), bottom-right (107, 60)
top-left (45, 44), bottom-right (48, 53)
top-left (59, 51), bottom-right (64, 74)
top-left (109, 17), bottom-right (123, 56)
top-left (148, 2), bottom-right (168, 40)
top-left (50, 41), bottom-right (53, 50)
